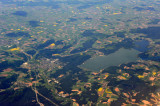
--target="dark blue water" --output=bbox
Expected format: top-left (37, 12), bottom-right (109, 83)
top-left (12, 11), bottom-right (27, 17)
top-left (131, 27), bottom-right (160, 39)
top-left (6, 32), bottom-right (30, 37)
top-left (134, 40), bottom-right (150, 52)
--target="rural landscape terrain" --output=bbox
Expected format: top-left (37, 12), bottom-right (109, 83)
top-left (0, 0), bottom-right (160, 105)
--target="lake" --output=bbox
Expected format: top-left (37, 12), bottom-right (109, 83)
top-left (79, 48), bottom-right (140, 71)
